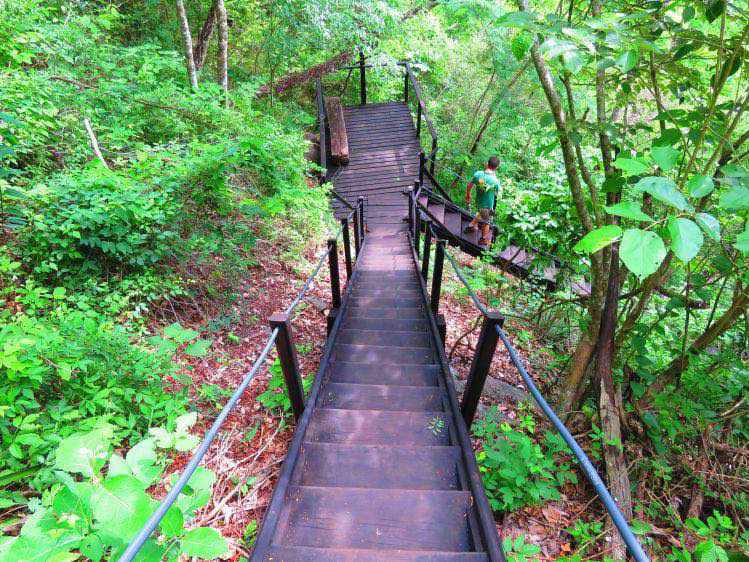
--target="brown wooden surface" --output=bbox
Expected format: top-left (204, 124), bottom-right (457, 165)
top-left (325, 96), bottom-right (350, 165)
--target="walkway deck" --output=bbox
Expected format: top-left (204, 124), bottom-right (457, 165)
top-left (251, 102), bottom-right (502, 561)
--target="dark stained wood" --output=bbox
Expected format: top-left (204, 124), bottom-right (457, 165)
top-left (325, 96), bottom-right (350, 165)
top-left (260, 547), bottom-right (489, 561)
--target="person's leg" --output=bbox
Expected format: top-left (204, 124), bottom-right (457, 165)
top-left (465, 214), bottom-right (479, 232)
top-left (478, 209), bottom-right (492, 247)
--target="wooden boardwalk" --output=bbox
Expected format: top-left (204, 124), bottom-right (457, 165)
top-left (251, 102), bottom-right (503, 561)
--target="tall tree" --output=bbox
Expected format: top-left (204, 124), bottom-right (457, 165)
top-left (175, 0), bottom-right (199, 90)
top-left (216, 0), bottom-right (229, 103)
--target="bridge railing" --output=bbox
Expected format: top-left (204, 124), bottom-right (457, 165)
top-left (117, 201), bottom-right (366, 562)
top-left (406, 187), bottom-right (650, 562)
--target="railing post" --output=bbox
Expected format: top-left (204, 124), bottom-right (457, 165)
top-left (460, 311), bottom-right (504, 428)
top-left (404, 67), bottom-right (409, 103)
top-left (357, 196), bottom-right (365, 244)
top-left (430, 138), bottom-right (437, 175)
top-left (269, 313), bottom-right (305, 421)
top-left (419, 151), bottom-right (425, 186)
top-left (421, 220), bottom-right (432, 283)
top-left (327, 239), bottom-right (341, 336)
top-left (414, 207), bottom-right (422, 256)
top-left (359, 50), bottom-right (366, 105)
top-left (341, 217), bottom-right (353, 278)
top-left (416, 102), bottom-right (422, 139)
top-left (406, 186), bottom-right (414, 233)
top-left (431, 239), bottom-right (446, 313)
top-left (436, 313), bottom-right (447, 349)
top-left (352, 208), bottom-right (361, 257)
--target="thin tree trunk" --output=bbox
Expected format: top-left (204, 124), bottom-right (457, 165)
top-left (194, 0), bottom-right (218, 70)
top-left (175, 0), bottom-right (199, 90)
top-left (216, 0), bottom-right (229, 102)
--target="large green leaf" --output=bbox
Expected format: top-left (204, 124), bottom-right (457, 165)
top-left (573, 225), bottom-right (622, 254)
top-left (718, 186), bottom-right (749, 211)
top-left (5, 533), bottom-right (82, 562)
top-left (695, 213), bottom-right (721, 241)
top-left (616, 49), bottom-right (639, 72)
top-left (735, 226), bottom-right (749, 254)
top-left (613, 157), bottom-right (649, 177)
top-left (635, 176), bottom-right (691, 211)
top-left (651, 146), bottom-right (680, 172)
top-left (54, 424), bottom-right (114, 478)
top-left (668, 218), bottom-right (704, 262)
top-left (604, 201), bottom-right (652, 222)
top-left (620, 229), bottom-right (667, 280)
top-left (184, 338), bottom-right (212, 357)
top-left (694, 539), bottom-right (728, 562)
top-left (92, 475), bottom-right (155, 543)
top-left (687, 175), bottom-right (715, 197)
top-left (180, 527), bottom-right (228, 559)
top-left (705, 0), bottom-right (726, 22)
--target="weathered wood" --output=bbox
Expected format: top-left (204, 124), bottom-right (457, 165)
top-left (460, 311), bottom-right (504, 428)
top-left (325, 96), bottom-right (350, 165)
top-left (269, 312), bottom-right (305, 421)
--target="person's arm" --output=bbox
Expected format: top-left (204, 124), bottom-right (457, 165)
top-left (466, 181), bottom-right (474, 205)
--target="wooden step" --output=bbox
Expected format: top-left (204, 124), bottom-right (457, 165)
top-left (332, 343), bottom-right (434, 365)
top-left (349, 295), bottom-right (423, 308)
top-left (337, 329), bottom-right (431, 348)
top-left (443, 211), bottom-right (462, 236)
top-left (427, 201), bottom-right (446, 224)
top-left (307, 409), bottom-right (452, 446)
top-left (258, 546), bottom-right (488, 561)
top-left (275, 487), bottom-right (474, 551)
top-left (341, 317), bottom-right (429, 332)
top-left (327, 362), bottom-right (439, 387)
top-left (318, 382), bottom-right (443, 411)
top-left (294, 443), bottom-right (461, 490)
top-left (346, 306), bottom-right (425, 320)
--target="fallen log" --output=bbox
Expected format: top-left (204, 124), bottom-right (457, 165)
top-left (255, 51), bottom-right (353, 97)
top-left (324, 96), bottom-right (349, 165)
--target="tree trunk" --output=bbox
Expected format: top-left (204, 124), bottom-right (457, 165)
top-left (194, 0), bottom-right (218, 70)
top-left (175, 0), bottom-right (199, 90)
top-left (216, 0), bottom-right (229, 102)
top-left (255, 51), bottom-right (353, 97)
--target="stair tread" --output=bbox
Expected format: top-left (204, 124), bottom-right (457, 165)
top-left (318, 382), bottom-right (444, 411)
top-left (444, 211), bottom-right (462, 237)
top-left (327, 362), bottom-right (439, 387)
top-left (341, 317), bottom-right (429, 332)
top-left (294, 443), bottom-right (461, 490)
top-left (307, 408), bottom-right (452, 445)
top-left (347, 306), bottom-right (425, 319)
top-left (275, 486), bottom-right (474, 551)
top-left (427, 201), bottom-right (446, 224)
top-left (337, 329), bottom-right (431, 348)
top-left (332, 343), bottom-right (435, 365)
top-left (258, 546), bottom-right (488, 561)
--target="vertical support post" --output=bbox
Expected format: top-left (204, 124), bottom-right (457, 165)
top-left (352, 208), bottom-right (362, 258)
top-left (421, 220), bottom-right (432, 283)
top-left (359, 50), bottom-right (366, 106)
top-left (418, 151), bottom-right (425, 186)
top-left (328, 239), bottom-right (341, 309)
top-left (357, 196), bottom-right (365, 244)
top-left (404, 67), bottom-right (409, 103)
top-left (269, 313), bottom-right (305, 421)
top-left (431, 239), bottom-right (446, 313)
top-left (416, 102), bottom-right (422, 139)
top-left (430, 138), bottom-right (437, 176)
top-left (460, 311), bottom-right (504, 428)
top-left (406, 187), bottom-right (414, 234)
top-left (341, 217), bottom-right (353, 278)
top-left (414, 208), bottom-right (422, 256)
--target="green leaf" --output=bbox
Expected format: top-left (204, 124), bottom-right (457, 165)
top-left (635, 176), bottom-right (692, 211)
top-left (704, 0), bottom-right (726, 22)
top-left (735, 226), bottom-right (749, 254)
top-left (651, 146), bottom-right (680, 172)
top-left (613, 157), bottom-right (649, 177)
top-left (695, 213), bottom-right (721, 241)
top-left (92, 475), bottom-right (154, 542)
top-left (668, 218), bottom-right (704, 262)
top-left (54, 424), bottom-right (114, 478)
top-left (718, 186), bottom-right (749, 211)
top-left (6, 532), bottom-right (82, 562)
top-left (694, 539), bottom-right (728, 562)
top-left (573, 225), bottom-right (622, 254)
top-left (125, 439), bottom-right (160, 486)
top-left (620, 229), bottom-right (667, 281)
top-left (163, 322), bottom-right (199, 344)
top-left (616, 49), bottom-right (639, 72)
top-left (175, 412), bottom-right (198, 433)
top-left (159, 505), bottom-right (184, 538)
top-left (495, 11), bottom-right (535, 28)
top-left (653, 128), bottom-right (681, 147)
top-left (604, 201), bottom-right (652, 222)
top-left (687, 175), bottom-right (715, 197)
top-left (184, 338), bottom-right (212, 357)
top-left (511, 34), bottom-right (531, 61)
top-left (180, 527), bottom-right (228, 559)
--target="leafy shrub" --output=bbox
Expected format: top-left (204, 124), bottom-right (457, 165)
top-left (22, 166), bottom-right (179, 275)
top-left (0, 310), bottom-right (188, 488)
top-left (0, 419), bottom-right (228, 561)
top-left (257, 358), bottom-right (312, 417)
top-left (473, 406), bottom-right (577, 511)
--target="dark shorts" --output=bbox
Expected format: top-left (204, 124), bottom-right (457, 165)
top-left (476, 208), bottom-right (493, 224)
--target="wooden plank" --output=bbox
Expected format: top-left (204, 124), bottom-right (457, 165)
top-left (318, 382), bottom-right (443, 411)
top-left (327, 361), bottom-right (439, 386)
top-left (325, 96), bottom-right (350, 165)
top-left (259, 546), bottom-right (489, 561)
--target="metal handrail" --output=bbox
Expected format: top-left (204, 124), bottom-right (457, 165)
top-left (118, 207), bottom-right (358, 562)
top-left (404, 62), bottom-right (438, 139)
top-left (420, 219), bottom-right (649, 561)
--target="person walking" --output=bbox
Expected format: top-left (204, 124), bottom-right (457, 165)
top-left (464, 156), bottom-right (501, 248)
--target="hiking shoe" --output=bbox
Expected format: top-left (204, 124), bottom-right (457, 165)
top-left (463, 225), bottom-right (477, 233)
top-left (478, 239), bottom-right (491, 249)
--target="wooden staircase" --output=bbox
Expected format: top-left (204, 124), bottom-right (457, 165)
top-left (251, 226), bottom-right (502, 561)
